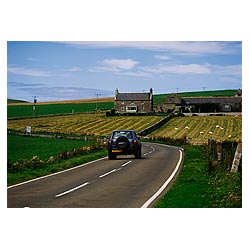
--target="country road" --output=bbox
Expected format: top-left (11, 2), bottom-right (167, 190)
top-left (7, 143), bottom-right (183, 208)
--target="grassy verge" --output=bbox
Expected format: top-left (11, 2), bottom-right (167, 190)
top-left (154, 145), bottom-right (242, 208)
top-left (8, 149), bottom-right (107, 186)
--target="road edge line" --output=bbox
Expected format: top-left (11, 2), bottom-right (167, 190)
top-left (141, 148), bottom-right (183, 208)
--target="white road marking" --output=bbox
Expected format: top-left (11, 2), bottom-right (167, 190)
top-left (99, 169), bottom-right (117, 178)
top-left (55, 159), bottom-right (133, 198)
top-left (141, 149), bottom-right (183, 208)
top-left (121, 160), bottom-right (132, 167)
top-left (143, 145), bottom-right (155, 156)
top-left (55, 182), bottom-right (89, 198)
top-left (55, 160), bottom-right (133, 198)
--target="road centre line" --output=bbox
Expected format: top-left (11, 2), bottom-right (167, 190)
top-left (99, 169), bottom-right (117, 178)
top-left (55, 182), bottom-right (89, 198)
top-left (141, 148), bottom-right (183, 208)
top-left (55, 160), bottom-right (132, 198)
top-left (121, 160), bottom-right (132, 167)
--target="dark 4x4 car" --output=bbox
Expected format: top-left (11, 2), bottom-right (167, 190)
top-left (108, 130), bottom-right (142, 160)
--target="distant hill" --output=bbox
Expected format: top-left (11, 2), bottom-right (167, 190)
top-left (7, 99), bottom-right (29, 104)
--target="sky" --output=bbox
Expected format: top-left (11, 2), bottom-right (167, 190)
top-left (7, 41), bottom-right (242, 102)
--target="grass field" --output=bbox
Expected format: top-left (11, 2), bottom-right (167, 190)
top-left (149, 115), bottom-right (242, 144)
top-left (7, 102), bottom-right (114, 118)
top-left (8, 113), bottom-right (163, 136)
top-left (7, 134), bottom-right (95, 162)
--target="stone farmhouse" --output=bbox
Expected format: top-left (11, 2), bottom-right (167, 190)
top-left (157, 90), bottom-right (242, 113)
top-left (114, 88), bottom-right (153, 113)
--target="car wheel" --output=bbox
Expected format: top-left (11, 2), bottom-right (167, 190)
top-left (108, 153), bottom-right (116, 160)
top-left (135, 147), bottom-right (141, 159)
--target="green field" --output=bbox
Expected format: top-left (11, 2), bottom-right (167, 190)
top-left (7, 99), bottom-right (28, 104)
top-left (7, 134), bottom-right (95, 163)
top-left (7, 102), bottom-right (114, 118)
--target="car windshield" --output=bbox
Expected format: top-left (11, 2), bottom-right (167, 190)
top-left (112, 131), bottom-right (132, 139)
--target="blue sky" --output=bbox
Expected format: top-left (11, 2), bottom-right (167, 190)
top-left (7, 41), bottom-right (242, 102)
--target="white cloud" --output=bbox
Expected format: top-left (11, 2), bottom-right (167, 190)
top-left (138, 63), bottom-right (241, 77)
top-left (18, 86), bottom-right (113, 102)
top-left (89, 58), bottom-right (139, 72)
top-left (59, 41), bottom-right (241, 55)
top-left (139, 63), bottom-right (211, 75)
top-left (115, 71), bottom-right (153, 78)
top-left (211, 64), bottom-right (242, 77)
top-left (102, 59), bottom-right (139, 70)
top-left (219, 77), bottom-right (241, 83)
top-left (66, 66), bottom-right (82, 72)
top-left (154, 55), bottom-right (171, 60)
top-left (26, 57), bottom-right (39, 62)
top-left (8, 66), bottom-right (51, 77)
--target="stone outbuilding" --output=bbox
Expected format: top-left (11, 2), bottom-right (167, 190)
top-left (157, 90), bottom-right (242, 113)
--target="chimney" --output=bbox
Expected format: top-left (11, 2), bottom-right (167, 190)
top-left (115, 88), bottom-right (119, 101)
top-left (149, 88), bottom-right (153, 98)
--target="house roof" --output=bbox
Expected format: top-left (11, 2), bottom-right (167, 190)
top-left (116, 92), bottom-right (151, 101)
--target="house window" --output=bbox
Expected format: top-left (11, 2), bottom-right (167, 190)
top-left (121, 100), bottom-right (124, 105)
top-left (121, 106), bottom-right (124, 111)
top-left (141, 105), bottom-right (144, 111)
top-left (126, 105), bottom-right (137, 113)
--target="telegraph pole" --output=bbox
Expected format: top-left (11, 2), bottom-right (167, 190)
top-left (32, 96), bottom-right (38, 116)
top-left (95, 93), bottom-right (101, 112)
top-left (202, 86), bottom-right (206, 93)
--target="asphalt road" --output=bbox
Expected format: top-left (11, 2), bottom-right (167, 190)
top-left (7, 142), bottom-right (183, 208)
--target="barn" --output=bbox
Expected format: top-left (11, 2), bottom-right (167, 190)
top-left (157, 90), bottom-right (242, 113)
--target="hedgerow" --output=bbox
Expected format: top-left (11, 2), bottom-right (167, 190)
top-left (7, 142), bottom-right (107, 173)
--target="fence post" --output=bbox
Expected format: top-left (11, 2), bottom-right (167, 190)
top-left (231, 142), bottom-right (242, 172)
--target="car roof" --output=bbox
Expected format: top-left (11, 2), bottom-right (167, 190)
top-left (112, 130), bottom-right (135, 132)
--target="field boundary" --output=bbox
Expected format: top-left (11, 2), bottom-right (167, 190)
top-left (140, 113), bottom-right (174, 136)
